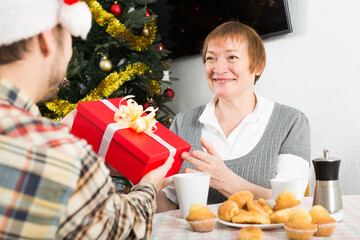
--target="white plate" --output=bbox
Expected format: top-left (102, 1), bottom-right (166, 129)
top-left (217, 219), bottom-right (284, 229)
top-left (266, 199), bottom-right (275, 207)
top-left (216, 199), bottom-right (283, 229)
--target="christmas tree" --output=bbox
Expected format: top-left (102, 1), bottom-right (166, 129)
top-left (39, 0), bottom-right (176, 128)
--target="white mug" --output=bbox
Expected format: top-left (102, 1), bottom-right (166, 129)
top-left (271, 178), bottom-right (306, 202)
top-left (174, 173), bottom-right (210, 218)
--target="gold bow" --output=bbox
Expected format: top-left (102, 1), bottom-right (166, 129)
top-left (114, 96), bottom-right (157, 133)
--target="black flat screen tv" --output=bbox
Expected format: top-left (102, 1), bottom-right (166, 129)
top-left (150, 0), bottom-right (292, 59)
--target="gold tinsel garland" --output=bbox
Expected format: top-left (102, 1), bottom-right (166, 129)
top-left (45, 62), bottom-right (149, 117)
top-left (81, 0), bottom-right (157, 51)
top-left (149, 79), bottom-right (161, 94)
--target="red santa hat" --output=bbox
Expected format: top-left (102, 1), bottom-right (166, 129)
top-left (0, 0), bottom-right (92, 47)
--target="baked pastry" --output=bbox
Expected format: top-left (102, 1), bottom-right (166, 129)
top-left (232, 209), bottom-right (271, 225)
top-left (273, 190), bottom-right (301, 211)
top-left (270, 208), bottom-right (293, 224)
top-left (186, 203), bottom-right (216, 221)
top-left (246, 200), bottom-right (268, 216)
top-left (218, 200), bottom-right (240, 222)
top-left (257, 198), bottom-right (273, 215)
top-left (309, 205), bottom-right (336, 237)
top-left (284, 208), bottom-right (317, 240)
top-left (186, 203), bottom-right (217, 232)
top-left (229, 191), bottom-right (254, 209)
top-left (238, 226), bottom-right (263, 240)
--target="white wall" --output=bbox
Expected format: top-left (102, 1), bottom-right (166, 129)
top-left (167, 0), bottom-right (360, 195)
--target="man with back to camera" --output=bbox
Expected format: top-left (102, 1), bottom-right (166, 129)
top-left (0, 0), bottom-right (174, 239)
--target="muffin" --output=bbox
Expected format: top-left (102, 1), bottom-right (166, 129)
top-left (186, 203), bottom-right (217, 232)
top-left (284, 208), bottom-right (317, 240)
top-left (238, 226), bottom-right (263, 240)
top-left (309, 205), bottom-right (336, 237)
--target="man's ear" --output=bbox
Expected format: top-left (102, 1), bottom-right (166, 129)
top-left (37, 30), bottom-right (53, 57)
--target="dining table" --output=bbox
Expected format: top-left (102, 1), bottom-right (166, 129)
top-left (150, 195), bottom-right (360, 239)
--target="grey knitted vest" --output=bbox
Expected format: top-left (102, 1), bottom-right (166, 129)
top-left (170, 102), bottom-right (310, 204)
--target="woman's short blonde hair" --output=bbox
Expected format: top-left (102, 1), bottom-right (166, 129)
top-left (202, 21), bottom-right (266, 84)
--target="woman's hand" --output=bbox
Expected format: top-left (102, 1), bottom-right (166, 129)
top-left (182, 138), bottom-right (273, 199)
top-left (181, 138), bottom-right (233, 190)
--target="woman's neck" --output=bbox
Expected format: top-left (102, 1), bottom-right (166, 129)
top-left (215, 91), bottom-right (257, 137)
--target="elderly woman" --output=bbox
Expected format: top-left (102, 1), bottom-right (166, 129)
top-left (157, 21), bottom-right (310, 211)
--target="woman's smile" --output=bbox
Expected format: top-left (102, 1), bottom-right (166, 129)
top-left (213, 78), bottom-right (235, 84)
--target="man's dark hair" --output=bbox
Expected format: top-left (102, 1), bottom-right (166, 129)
top-left (0, 25), bottom-right (64, 65)
top-left (0, 38), bottom-right (32, 65)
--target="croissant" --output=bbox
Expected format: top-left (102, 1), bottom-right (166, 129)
top-left (273, 191), bottom-right (301, 211)
top-left (270, 208), bottom-right (293, 223)
top-left (229, 191), bottom-right (254, 209)
top-left (238, 226), bottom-right (264, 240)
top-left (246, 200), bottom-right (268, 216)
top-left (232, 209), bottom-right (271, 225)
top-left (257, 198), bottom-right (273, 215)
top-left (217, 200), bottom-right (240, 222)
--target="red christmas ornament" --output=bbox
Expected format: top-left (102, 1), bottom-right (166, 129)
top-left (157, 44), bottom-right (165, 50)
top-left (110, 3), bottom-right (123, 16)
top-left (143, 99), bottom-right (157, 110)
top-left (164, 87), bottom-right (175, 99)
top-left (145, 11), bottom-right (150, 17)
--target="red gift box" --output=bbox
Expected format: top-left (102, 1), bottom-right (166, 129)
top-left (71, 98), bottom-right (191, 184)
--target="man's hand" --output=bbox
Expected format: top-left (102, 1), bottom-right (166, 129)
top-left (60, 109), bottom-right (77, 129)
top-left (138, 157), bottom-right (174, 192)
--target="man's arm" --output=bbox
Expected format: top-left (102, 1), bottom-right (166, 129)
top-left (56, 147), bottom-right (173, 240)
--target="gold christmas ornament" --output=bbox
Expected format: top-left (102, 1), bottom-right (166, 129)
top-left (99, 58), bottom-right (113, 72)
top-left (166, 117), bottom-right (173, 125)
top-left (142, 26), bottom-right (150, 36)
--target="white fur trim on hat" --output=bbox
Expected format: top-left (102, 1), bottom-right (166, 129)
top-left (0, 0), bottom-right (92, 47)
top-left (59, 1), bottom-right (92, 40)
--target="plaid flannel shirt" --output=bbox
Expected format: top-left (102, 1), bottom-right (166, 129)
top-left (0, 79), bottom-right (157, 240)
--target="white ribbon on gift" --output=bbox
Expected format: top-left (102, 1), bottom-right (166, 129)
top-left (97, 99), bottom-right (176, 164)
